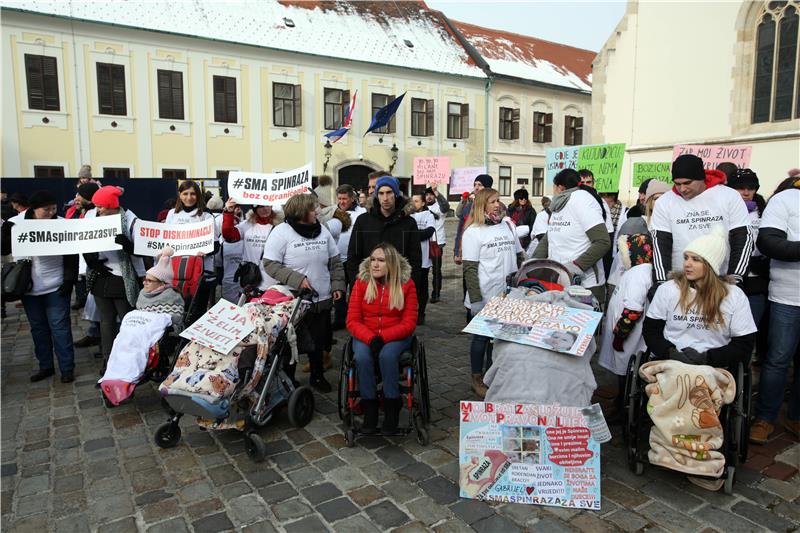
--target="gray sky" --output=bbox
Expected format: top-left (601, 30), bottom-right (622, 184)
top-left (426, 0), bottom-right (627, 52)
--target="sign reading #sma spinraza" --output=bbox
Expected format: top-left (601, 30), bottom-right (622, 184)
top-left (228, 163), bottom-right (312, 206)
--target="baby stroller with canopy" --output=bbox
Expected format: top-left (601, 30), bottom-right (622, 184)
top-left (154, 287), bottom-right (316, 462)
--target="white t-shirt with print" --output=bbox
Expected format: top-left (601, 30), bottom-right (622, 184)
top-left (88, 209), bottom-right (146, 278)
top-left (263, 223), bottom-right (338, 302)
top-left (546, 190), bottom-right (606, 288)
top-left (166, 209), bottom-right (218, 271)
top-left (651, 186), bottom-right (750, 278)
top-left (462, 222), bottom-right (522, 314)
top-left (237, 220), bottom-right (279, 290)
top-left (759, 188), bottom-right (800, 306)
top-left (646, 280), bottom-right (757, 353)
top-left (10, 212), bottom-right (64, 295)
top-left (411, 210), bottom-right (436, 269)
top-left (337, 206), bottom-right (366, 262)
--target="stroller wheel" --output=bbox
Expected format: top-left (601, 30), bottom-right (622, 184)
top-left (154, 422), bottom-right (181, 449)
top-left (414, 415), bottom-right (430, 446)
top-left (288, 386), bottom-right (315, 428)
top-left (345, 429), bottom-right (356, 448)
top-left (723, 466), bottom-right (735, 495)
top-left (244, 432), bottom-right (267, 462)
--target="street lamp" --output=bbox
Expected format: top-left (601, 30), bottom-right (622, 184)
top-left (388, 143), bottom-right (399, 174)
top-left (323, 140), bottom-right (332, 173)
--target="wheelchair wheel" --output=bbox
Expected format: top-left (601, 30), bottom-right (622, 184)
top-left (287, 386), bottom-right (315, 428)
top-left (723, 466), bottom-right (735, 495)
top-left (338, 340), bottom-right (352, 423)
top-left (244, 432), bottom-right (267, 462)
top-left (414, 340), bottom-right (431, 424)
top-left (623, 352), bottom-right (645, 474)
top-left (414, 414), bottom-right (430, 446)
top-left (735, 363), bottom-right (752, 465)
top-left (345, 428), bottom-right (356, 448)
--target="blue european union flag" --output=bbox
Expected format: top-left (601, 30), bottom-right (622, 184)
top-left (365, 93), bottom-right (406, 136)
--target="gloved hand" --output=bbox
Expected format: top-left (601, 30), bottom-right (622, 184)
top-left (668, 346), bottom-right (709, 365)
top-left (84, 254), bottom-right (111, 276)
top-left (115, 234), bottom-right (134, 254)
top-left (57, 281), bottom-right (73, 298)
top-left (612, 335), bottom-right (625, 352)
top-left (564, 261), bottom-right (583, 285)
top-left (369, 336), bottom-right (385, 355)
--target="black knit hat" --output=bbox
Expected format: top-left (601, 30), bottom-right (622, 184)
top-left (672, 154), bottom-right (705, 181)
top-left (28, 190), bottom-right (57, 209)
top-left (474, 174), bottom-right (493, 188)
top-left (513, 188), bottom-right (529, 200)
top-left (77, 182), bottom-right (100, 202)
top-left (638, 178), bottom-right (653, 194)
top-left (728, 168), bottom-right (759, 190)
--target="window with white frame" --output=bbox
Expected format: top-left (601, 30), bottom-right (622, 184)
top-left (499, 166), bottom-right (512, 196)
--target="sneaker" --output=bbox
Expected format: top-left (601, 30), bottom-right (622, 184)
top-left (784, 419), bottom-right (800, 439)
top-left (60, 372), bottom-right (75, 384)
top-left (687, 475), bottom-right (724, 491)
top-left (30, 368), bottom-right (55, 382)
top-left (471, 373), bottom-right (487, 399)
top-left (74, 336), bottom-right (100, 348)
top-left (749, 419), bottom-right (774, 444)
top-left (310, 376), bottom-right (332, 394)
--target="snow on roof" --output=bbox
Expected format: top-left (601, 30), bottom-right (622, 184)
top-left (1, 0), bottom-right (485, 79)
top-left (452, 19), bottom-right (595, 92)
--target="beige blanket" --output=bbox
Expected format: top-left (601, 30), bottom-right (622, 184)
top-left (638, 360), bottom-right (736, 477)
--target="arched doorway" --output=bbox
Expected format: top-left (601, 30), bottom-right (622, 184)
top-left (337, 163), bottom-right (375, 192)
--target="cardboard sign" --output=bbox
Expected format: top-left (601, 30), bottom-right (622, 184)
top-left (459, 401), bottom-right (601, 510)
top-left (672, 144), bottom-right (752, 170)
top-left (180, 300), bottom-right (255, 355)
top-left (11, 214), bottom-right (121, 257)
top-left (632, 162), bottom-right (672, 188)
top-left (546, 144), bottom-right (626, 193)
top-left (228, 164), bottom-right (312, 206)
top-left (450, 167), bottom-right (487, 196)
top-left (545, 147), bottom-right (580, 184)
top-left (413, 157), bottom-right (451, 185)
top-left (463, 296), bottom-right (602, 357)
top-left (133, 219), bottom-right (214, 257)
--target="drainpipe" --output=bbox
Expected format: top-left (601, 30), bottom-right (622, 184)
top-left (484, 76), bottom-right (492, 170)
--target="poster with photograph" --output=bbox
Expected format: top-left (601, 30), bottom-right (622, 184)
top-left (459, 401), bottom-right (601, 510)
top-left (462, 296), bottom-right (602, 357)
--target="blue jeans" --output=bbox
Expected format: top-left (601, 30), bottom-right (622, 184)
top-left (747, 293), bottom-right (768, 328)
top-left (757, 302), bottom-right (800, 422)
top-left (470, 335), bottom-right (493, 374)
top-left (354, 337), bottom-right (412, 400)
top-left (22, 291), bottom-right (75, 373)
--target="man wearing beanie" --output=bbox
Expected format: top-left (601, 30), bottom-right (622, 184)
top-left (346, 176), bottom-right (421, 286)
top-left (651, 154), bottom-right (753, 286)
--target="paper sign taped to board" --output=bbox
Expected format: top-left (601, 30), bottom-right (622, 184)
top-left (228, 164), bottom-right (312, 206)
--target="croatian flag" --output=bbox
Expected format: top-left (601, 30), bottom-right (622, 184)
top-left (324, 90), bottom-right (357, 144)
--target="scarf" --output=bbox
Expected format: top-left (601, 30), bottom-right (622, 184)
top-left (484, 211), bottom-right (501, 225)
top-left (118, 209), bottom-right (140, 308)
top-left (288, 220), bottom-right (322, 239)
top-left (744, 200), bottom-right (758, 213)
top-left (610, 201), bottom-right (624, 230)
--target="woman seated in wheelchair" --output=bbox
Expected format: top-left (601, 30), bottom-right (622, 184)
top-left (346, 243), bottom-right (418, 435)
top-left (137, 247), bottom-right (185, 332)
top-left (641, 226), bottom-right (756, 491)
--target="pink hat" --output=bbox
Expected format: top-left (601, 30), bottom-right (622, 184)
top-left (146, 247), bottom-right (174, 284)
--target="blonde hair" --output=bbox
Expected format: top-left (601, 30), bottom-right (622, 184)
top-left (645, 194), bottom-right (661, 226)
top-left (283, 193), bottom-right (318, 222)
top-left (670, 259), bottom-right (730, 330)
top-left (467, 188), bottom-right (499, 229)
top-left (364, 244), bottom-right (406, 311)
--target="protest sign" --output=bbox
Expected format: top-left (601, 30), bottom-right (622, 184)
top-left (546, 144), bottom-right (626, 193)
top-left (459, 401), bottom-right (601, 510)
top-left (413, 157), bottom-right (451, 185)
top-left (463, 296), bottom-right (602, 357)
top-left (672, 144), bottom-right (752, 170)
top-left (133, 219), bottom-right (214, 257)
top-left (545, 147), bottom-right (579, 184)
top-left (632, 162), bottom-right (672, 188)
top-left (228, 164), bottom-right (312, 206)
top-left (450, 167), bottom-right (486, 196)
top-left (180, 300), bottom-right (255, 355)
top-left (11, 214), bottom-right (121, 257)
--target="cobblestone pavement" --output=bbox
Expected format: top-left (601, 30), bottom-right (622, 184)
top-left (2, 220), bottom-right (799, 532)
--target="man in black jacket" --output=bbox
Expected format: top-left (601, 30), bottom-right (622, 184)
top-left (346, 176), bottom-right (422, 286)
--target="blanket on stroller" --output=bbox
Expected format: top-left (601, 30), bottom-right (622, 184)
top-left (639, 360), bottom-right (736, 478)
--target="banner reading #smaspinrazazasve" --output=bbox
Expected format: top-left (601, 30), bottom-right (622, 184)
top-left (228, 164), bottom-right (312, 206)
top-left (11, 215), bottom-right (122, 257)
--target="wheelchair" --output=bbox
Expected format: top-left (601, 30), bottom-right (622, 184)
top-left (623, 351), bottom-right (752, 495)
top-left (337, 335), bottom-right (431, 447)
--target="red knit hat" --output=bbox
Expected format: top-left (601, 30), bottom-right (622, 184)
top-left (92, 186), bottom-right (123, 209)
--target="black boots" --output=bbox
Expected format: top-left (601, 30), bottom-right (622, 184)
top-left (382, 398), bottom-right (402, 435)
top-left (361, 399), bottom-right (379, 434)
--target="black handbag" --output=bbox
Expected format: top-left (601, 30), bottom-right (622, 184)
top-left (2, 260), bottom-right (33, 301)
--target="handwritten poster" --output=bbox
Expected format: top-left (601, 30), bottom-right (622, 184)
top-left (672, 144), bottom-right (752, 170)
top-left (459, 401), bottom-right (601, 510)
top-left (133, 219), bottom-right (214, 256)
top-left (11, 214), bottom-right (121, 257)
top-left (413, 157), bottom-right (451, 185)
top-left (632, 162), bottom-right (672, 188)
top-left (576, 143), bottom-right (626, 193)
top-left (180, 300), bottom-right (254, 354)
top-left (228, 164), bottom-right (312, 206)
top-left (450, 167), bottom-right (487, 195)
top-left (545, 147), bottom-right (580, 184)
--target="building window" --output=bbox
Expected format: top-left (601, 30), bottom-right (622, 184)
top-left (499, 107), bottom-right (520, 140)
top-left (533, 111), bottom-right (553, 143)
top-left (753, 2), bottom-right (799, 122)
top-left (33, 166), bottom-right (64, 177)
top-left (411, 98), bottom-right (434, 136)
top-left (564, 115), bottom-right (583, 145)
top-left (24, 54), bottom-right (60, 111)
top-left (162, 169), bottom-right (187, 180)
top-left (324, 88), bottom-right (349, 130)
top-left (103, 168), bottom-right (130, 180)
top-left (532, 167), bottom-right (544, 197)
top-left (499, 166), bottom-right (512, 196)
top-left (213, 75), bottom-right (237, 123)
top-left (273, 82), bottom-right (302, 127)
top-left (96, 63), bottom-right (127, 116)
top-left (371, 93), bottom-right (396, 134)
top-left (157, 69), bottom-right (184, 120)
top-left (447, 102), bottom-right (469, 139)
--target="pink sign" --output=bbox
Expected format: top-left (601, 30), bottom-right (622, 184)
top-left (450, 167), bottom-right (487, 195)
top-left (672, 144), bottom-right (752, 170)
top-left (413, 156), bottom-right (451, 185)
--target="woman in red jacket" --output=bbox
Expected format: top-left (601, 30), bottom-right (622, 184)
top-left (347, 243), bottom-right (418, 434)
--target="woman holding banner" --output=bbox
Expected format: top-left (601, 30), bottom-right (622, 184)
top-left (263, 193), bottom-right (345, 393)
top-left (14, 191), bottom-right (79, 383)
top-left (83, 186), bottom-right (146, 370)
top-left (221, 198), bottom-right (279, 297)
top-left (462, 188), bottom-right (523, 398)
top-left (166, 181), bottom-right (219, 274)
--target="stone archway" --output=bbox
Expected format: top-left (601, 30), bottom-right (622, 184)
top-left (334, 159), bottom-right (381, 192)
